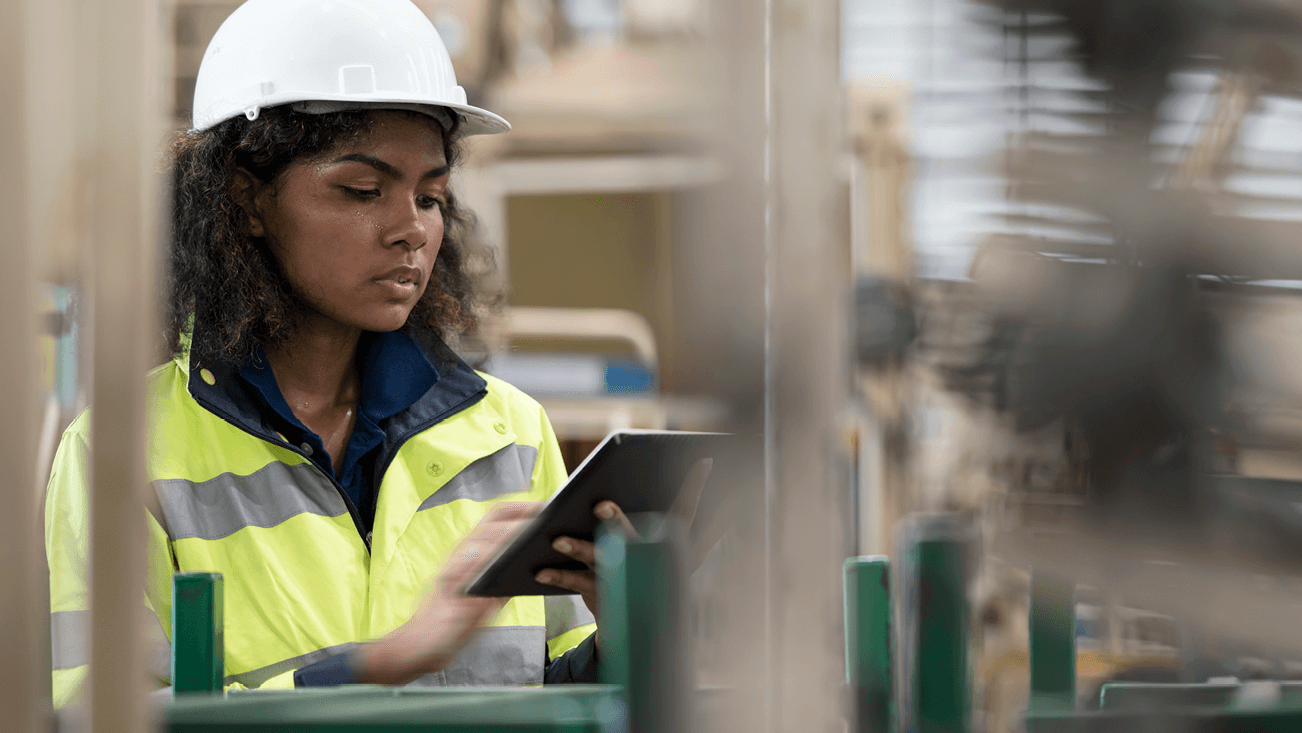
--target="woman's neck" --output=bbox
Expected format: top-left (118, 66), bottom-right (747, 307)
top-left (263, 318), bottom-right (364, 418)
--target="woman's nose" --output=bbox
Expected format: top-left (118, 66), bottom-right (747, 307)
top-left (386, 197), bottom-right (429, 251)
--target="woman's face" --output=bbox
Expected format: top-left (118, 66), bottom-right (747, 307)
top-left (247, 111), bottom-right (450, 334)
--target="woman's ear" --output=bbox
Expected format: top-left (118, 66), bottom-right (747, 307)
top-left (231, 167), bottom-right (267, 237)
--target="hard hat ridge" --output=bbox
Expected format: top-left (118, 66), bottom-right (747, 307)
top-left (191, 0), bottom-right (509, 137)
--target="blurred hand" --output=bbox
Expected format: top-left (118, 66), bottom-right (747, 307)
top-left (356, 501), bottom-right (539, 685)
top-left (535, 500), bottom-right (639, 623)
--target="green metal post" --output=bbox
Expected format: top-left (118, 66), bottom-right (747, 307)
top-left (1029, 572), bottom-right (1076, 711)
top-left (915, 539), bottom-right (968, 733)
top-left (598, 525), bottom-right (683, 733)
top-left (845, 556), bottom-right (893, 732)
top-left (172, 572), bottom-right (223, 695)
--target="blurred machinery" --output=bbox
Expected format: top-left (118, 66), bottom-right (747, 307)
top-left (846, 0), bottom-right (1302, 727)
top-left (838, 2), bottom-right (1302, 732)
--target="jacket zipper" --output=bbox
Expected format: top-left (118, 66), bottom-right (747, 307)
top-left (278, 440), bottom-right (373, 553)
top-left (194, 395), bottom-right (373, 552)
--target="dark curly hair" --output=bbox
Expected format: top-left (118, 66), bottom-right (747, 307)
top-left (166, 106), bottom-right (482, 366)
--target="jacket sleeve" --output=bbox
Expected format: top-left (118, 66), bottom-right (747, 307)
top-left (544, 630), bottom-right (599, 684)
top-left (45, 411), bottom-right (176, 708)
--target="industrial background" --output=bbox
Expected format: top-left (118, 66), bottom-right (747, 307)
top-left (8, 0), bottom-right (1302, 731)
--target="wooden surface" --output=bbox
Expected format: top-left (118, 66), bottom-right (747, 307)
top-left (0, 0), bottom-right (48, 728)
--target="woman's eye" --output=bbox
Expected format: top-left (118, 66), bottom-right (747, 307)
top-left (418, 195), bottom-right (446, 211)
top-left (343, 187), bottom-right (381, 200)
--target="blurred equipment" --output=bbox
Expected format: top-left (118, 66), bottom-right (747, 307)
top-left (944, 0), bottom-right (1302, 555)
top-left (904, 0), bottom-right (1302, 728)
top-left (854, 276), bottom-right (917, 368)
top-left (485, 306), bottom-right (725, 441)
top-left (487, 306), bottom-right (659, 399)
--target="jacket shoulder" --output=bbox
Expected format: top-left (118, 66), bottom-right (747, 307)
top-left (474, 371), bottom-right (560, 445)
top-left (57, 407), bottom-right (92, 449)
top-left (55, 358), bottom-right (184, 440)
top-left (477, 371), bottom-right (545, 416)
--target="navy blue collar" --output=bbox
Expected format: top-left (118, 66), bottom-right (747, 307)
top-left (185, 326), bottom-right (488, 491)
top-left (236, 330), bottom-right (440, 435)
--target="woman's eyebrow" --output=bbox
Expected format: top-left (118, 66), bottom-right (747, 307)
top-left (329, 153), bottom-right (449, 181)
top-left (421, 164), bottom-right (451, 181)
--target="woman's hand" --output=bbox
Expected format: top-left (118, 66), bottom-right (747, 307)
top-left (355, 501), bottom-right (539, 685)
top-left (534, 501), bottom-right (639, 620)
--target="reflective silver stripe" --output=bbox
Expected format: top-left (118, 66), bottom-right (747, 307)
top-left (407, 626), bottom-right (546, 687)
top-left (51, 610), bottom-right (88, 670)
top-left (52, 610), bottom-right (172, 679)
top-left (545, 595), bottom-right (595, 640)
top-left (153, 462), bottom-right (349, 541)
top-left (224, 642), bottom-right (358, 688)
top-left (417, 444), bottom-right (538, 512)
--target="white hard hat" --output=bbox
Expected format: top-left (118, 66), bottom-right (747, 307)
top-left (191, 0), bottom-right (510, 136)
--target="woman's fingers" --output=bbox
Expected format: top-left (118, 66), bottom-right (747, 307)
top-left (486, 501), bottom-right (543, 523)
top-left (537, 501), bottom-right (640, 621)
top-left (441, 501), bottom-right (539, 586)
top-left (550, 500), bottom-right (640, 572)
top-left (594, 501), bottom-right (640, 539)
top-left (366, 501), bottom-right (540, 685)
top-left (535, 567), bottom-right (596, 597)
top-left (551, 536), bottom-right (596, 566)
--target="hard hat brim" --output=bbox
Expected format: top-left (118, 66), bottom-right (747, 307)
top-left (439, 101), bottom-right (512, 137)
top-left (193, 95), bottom-right (511, 137)
top-left (282, 97), bottom-right (510, 138)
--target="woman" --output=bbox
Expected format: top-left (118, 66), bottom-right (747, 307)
top-left (45, 0), bottom-right (620, 705)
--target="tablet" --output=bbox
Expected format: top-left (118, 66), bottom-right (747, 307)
top-left (464, 430), bottom-right (733, 597)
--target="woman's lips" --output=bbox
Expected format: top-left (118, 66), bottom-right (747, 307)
top-left (374, 265), bottom-right (422, 299)
top-left (376, 265), bottom-right (422, 284)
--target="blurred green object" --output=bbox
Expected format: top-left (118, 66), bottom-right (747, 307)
top-left (599, 520), bottom-right (684, 733)
top-left (1029, 572), bottom-right (1076, 712)
top-left (1026, 704), bottom-right (1302, 732)
top-left (172, 572), bottom-right (224, 695)
top-left (1098, 681), bottom-right (1302, 711)
top-left (163, 525), bottom-right (697, 730)
top-left (166, 687), bottom-right (619, 731)
top-left (914, 538), bottom-right (968, 733)
top-left (844, 556), bottom-right (893, 733)
top-left (1099, 682), bottom-right (1238, 710)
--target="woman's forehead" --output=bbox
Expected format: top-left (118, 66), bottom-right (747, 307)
top-left (325, 110), bottom-right (448, 166)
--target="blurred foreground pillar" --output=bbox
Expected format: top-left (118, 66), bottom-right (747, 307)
top-left (0, 0), bottom-right (49, 728)
top-left (84, 0), bottom-right (167, 730)
top-left (682, 0), bottom-right (769, 730)
top-left (766, 0), bottom-right (853, 730)
top-left (670, 0), bottom-right (851, 729)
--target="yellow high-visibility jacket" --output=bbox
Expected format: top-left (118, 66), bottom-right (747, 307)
top-left (45, 339), bottom-right (595, 707)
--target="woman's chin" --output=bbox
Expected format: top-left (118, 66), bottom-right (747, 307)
top-left (334, 304), bottom-right (416, 334)
top-left (362, 311), bottom-right (415, 333)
